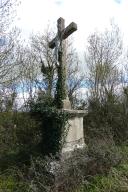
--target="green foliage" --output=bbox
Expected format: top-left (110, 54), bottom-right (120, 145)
top-left (0, 112), bottom-right (17, 154)
top-left (23, 146), bottom-right (127, 192)
top-left (0, 168), bottom-right (29, 192)
top-left (86, 139), bottom-right (122, 176)
top-left (40, 108), bottom-right (69, 155)
top-left (55, 64), bottom-right (67, 109)
top-left (13, 112), bottom-right (40, 151)
top-left (26, 156), bottom-right (55, 192)
top-left (12, 149), bottom-right (88, 192)
top-left (0, 112), bottom-right (39, 153)
top-left (0, 175), bottom-right (28, 192)
top-left (0, 112), bottom-right (40, 171)
top-left (78, 163), bottom-right (128, 192)
top-left (31, 107), bottom-right (69, 155)
top-left (84, 92), bottom-right (128, 144)
top-left (30, 94), bottom-right (69, 156)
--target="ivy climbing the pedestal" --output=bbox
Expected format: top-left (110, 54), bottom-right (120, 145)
top-left (54, 53), bottom-right (67, 108)
top-left (30, 97), bottom-right (69, 156)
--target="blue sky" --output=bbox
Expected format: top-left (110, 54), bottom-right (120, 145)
top-left (114, 0), bottom-right (122, 4)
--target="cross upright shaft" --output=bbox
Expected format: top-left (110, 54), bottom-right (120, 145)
top-left (49, 17), bottom-right (77, 109)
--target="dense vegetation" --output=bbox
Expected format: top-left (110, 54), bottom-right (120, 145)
top-left (0, 92), bottom-right (127, 191)
top-left (0, 1), bottom-right (128, 191)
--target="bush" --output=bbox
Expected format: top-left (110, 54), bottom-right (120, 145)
top-left (25, 146), bottom-right (125, 192)
top-left (79, 163), bottom-right (128, 192)
top-left (53, 149), bottom-right (88, 192)
top-left (0, 146), bottom-right (127, 192)
top-left (19, 150), bottom-right (89, 192)
top-left (13, 112), bottom-right (41, 152)
top-left (0, 112), bottom-right (40, 171)
top-left (84, 95), bottom-right (128, 145)
top-left (30, 94), bottom-right (69, 156)
top-left (0, 168), bottom-right (29, 192)
top-left (0, 112), bottom-right (17, 154)
top-left (27, 156), bottom-right (55, 192)
top-left (86, 138), bottom-right (122, 176)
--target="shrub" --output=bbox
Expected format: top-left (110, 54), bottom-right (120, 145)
top-left (13, 112), bottom-right (41, 152)
top-left (0, 112), bottom-right (17, 154)
top-left (86, 138), bottom-right (122, 176)
top-left (0, 112), bottom-right (40, 171)
top-left (18, 149), bottom-right (89, 192)
top-left (30, 94), bottom-right (69, 156)
top-left (0, 168), bottom-right (29, 192)
top-left (84, 95), bottom-right (128, 145)
top-left (79, 163), bottom-right (128, 192)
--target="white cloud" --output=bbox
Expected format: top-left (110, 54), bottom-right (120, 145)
top-left (16, 0), bottom-right (128, 54)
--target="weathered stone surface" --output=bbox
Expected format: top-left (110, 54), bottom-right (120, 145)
top-left (49, 18), bottom-right (86, 154)
top-left (49, 17), bottom-right (77, 108)
top-left (62, 109), bottom-right (87, 153)
top-left (62, 99), bottom-right (71, 109)
top-left (63, 22), bottom-right (77, 40)
top-left (49, 19), bottom-right (77, 49)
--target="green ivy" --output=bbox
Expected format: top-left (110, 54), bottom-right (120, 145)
top-left (41, 108), bottom-right (69, 155)
top-left (55, 55), bottom-right (67, 109)
top-left (31, 98), bottom-right (69, 156)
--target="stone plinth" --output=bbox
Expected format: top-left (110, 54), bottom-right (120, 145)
top-left (62, 98), bottom-right (71, 109)
top-left (62, 109), bottom-right (86, 153)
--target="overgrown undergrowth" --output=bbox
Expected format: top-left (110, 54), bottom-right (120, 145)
top-left (0, 95), bottom-right (128, 191)
top-left (77, 163), bottom-right (128, 192)
top-left (0, 145), bottom-right (127, 192)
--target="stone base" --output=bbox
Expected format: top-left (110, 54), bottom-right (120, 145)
top-left (62, 138), bottom-right (85, 153)
top-left (62, 109), bottom-right (86, 153)
top-left (62, 98), bottom-right (71, 109)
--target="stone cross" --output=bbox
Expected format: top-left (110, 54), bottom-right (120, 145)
top-left (49, 17), bottom-right (77, 109)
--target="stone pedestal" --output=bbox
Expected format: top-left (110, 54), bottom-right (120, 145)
top-left (62, 98), bottom-right (71, 109)
top-left (62, 109), bottom-right (86, 153)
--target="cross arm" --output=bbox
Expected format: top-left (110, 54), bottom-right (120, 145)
top-left (49, 21), bottom-right (77, 49)
top-left (62, 22), bottom-right (77, 40)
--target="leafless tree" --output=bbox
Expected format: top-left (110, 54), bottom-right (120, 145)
top-left (16, 44), bottom-right (41, 104)
top-left (0, 0), bottom-right (21, 110)
top-left (30, 28), bottom-right (56, 96)
top-left (85, 23), bottom-right (122, 100)
top-left (17, 28), bottom-right (85, 108)
top-left (66, 39), bottom-right (85, 108)
top-left (30, 31), bottom-right (85, 108)
top-left (0, 0), bottom-right (19, 32)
